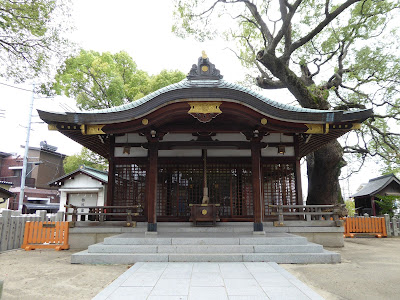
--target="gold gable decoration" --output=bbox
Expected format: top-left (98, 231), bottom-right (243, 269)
top-left (188, 102), bottom-right (222, 123)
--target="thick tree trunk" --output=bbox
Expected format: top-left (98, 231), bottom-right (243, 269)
top-left (257, 52), bottom-right (345, 205)
top-left (306, 140), bottom-right (345, 205)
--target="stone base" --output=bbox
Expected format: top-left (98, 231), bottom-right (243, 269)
top-left (294, 232), bottom-right (344, 248)
top-left (253, 231), bottom-right (266, 235)
top-left (67, 222), bottom-right (344, 249)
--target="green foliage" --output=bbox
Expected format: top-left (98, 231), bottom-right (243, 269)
top-left (63, 148), bottom-right (108, 174)
top-left (0, 0), bottom-right (73, 82)
top-left (375, 195), bottom-right (398, 217)
top-left (173, 0), bottom-right (400, 174)
top-left (345, 200), bottom-right (355, 217)
top-left (46, 49), bottom-right (186, 110)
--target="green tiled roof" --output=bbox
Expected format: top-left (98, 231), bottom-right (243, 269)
top-left (84, 79), bottom-right (330, 115)
top-left (48, 165), bottom-right (108, 186)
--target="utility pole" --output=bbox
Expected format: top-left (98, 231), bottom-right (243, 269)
top-left (18, 84), bottom-right (34, 211)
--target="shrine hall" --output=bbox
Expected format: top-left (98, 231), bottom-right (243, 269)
top-left (38, 54), bottom-right (372, 233)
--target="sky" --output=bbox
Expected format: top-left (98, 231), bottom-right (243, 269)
top-left (0, 0), bottom-right (380, 197)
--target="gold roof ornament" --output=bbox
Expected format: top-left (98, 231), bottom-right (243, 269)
top-left (202, 50), bottom-right (208, 59)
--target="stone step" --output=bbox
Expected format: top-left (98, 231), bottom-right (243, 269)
top-left (88, 243), bottom-right (324, 254)
top-left (103, 233), bottom-right (309, 246)
top-left (72, 250), bottom-right (340, 264)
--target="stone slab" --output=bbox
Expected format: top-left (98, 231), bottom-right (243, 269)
top-left (254, 243), bottom-right (324, 253)
top-left (93, 262), bottom-right (326, 300)
top-left (243, 250), bottom-right (341, 264)
top-left (158, 244), bottom-right (254, 253)
top-left (88, 243), bottom-right (158, 253)
top-left (71, 251), bottom-right (169, 264)
top-left (168, 254), bottom-right (243, 262)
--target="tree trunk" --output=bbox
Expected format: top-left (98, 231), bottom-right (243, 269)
top-left (306, 140), bottom-right (345, 205)
top-left (257, 52), bottom-right (345, 205)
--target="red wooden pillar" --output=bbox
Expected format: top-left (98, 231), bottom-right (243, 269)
top-left (251, 140), bottom-right (264, 232)
top-left (294, 134), bottom-right (304, 205)
top-left (371, 196), bottom-right (376, 216)
top-left (146, 140), bottom-right (158, 232)
top-left (106, 135), bottom-right (115, 207)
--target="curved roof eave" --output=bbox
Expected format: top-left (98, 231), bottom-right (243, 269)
top-left (38, 79), bottom-right (372, 125)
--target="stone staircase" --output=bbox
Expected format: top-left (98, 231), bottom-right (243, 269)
top-left (71, 223), bottom-right (340, 264)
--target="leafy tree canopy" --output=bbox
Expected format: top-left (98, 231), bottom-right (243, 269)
top-left (375, 195), bottom-right (399, 217)
top-left (63, 147), bottom-right (108, 174)
top-left (173, 0), bottom-right (400, 204)
top-left (47, 49), bottom-right (186, 110)
top-left (0, 0), bottom-right (73, 82)
top-left (53, 49), bottom-right (187, 166)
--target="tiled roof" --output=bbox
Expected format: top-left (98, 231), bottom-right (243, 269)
top-left (48, 165), bottom-right (108, 186)
top-left (86, 79), bottom-right (331, 115)
top-left (38, 78), bottom-right (372, 125)
top-left (0, 186), bottom-right (14, 198)
top-left (352, 174), bottom-right (400, 197)
top-left (0, 181), bottom-right (13, 185)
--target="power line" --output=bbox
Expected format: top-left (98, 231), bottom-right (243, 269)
top-left (0, 82), bottom-right (32, 92)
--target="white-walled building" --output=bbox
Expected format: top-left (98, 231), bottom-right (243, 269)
top-left (49, 165), bottom-right (108, 221)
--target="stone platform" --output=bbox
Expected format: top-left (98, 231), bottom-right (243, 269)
top-left (71, 226), bottom-right (340, 264)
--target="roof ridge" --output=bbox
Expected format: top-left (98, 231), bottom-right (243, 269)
top-left (81, 165), bottom-right (108, 175)
top-left (369, 173), bottom-right (396, 182)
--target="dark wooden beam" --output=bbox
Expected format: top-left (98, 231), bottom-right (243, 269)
top-left (251, 140), bottom-right (264, 232)
top-left (106, 135), bottom-right (115, 207)
top-left (146, 139), bottom-right (158, 232)
top-left (114, 141), bottom-right (295, 149)
top-left (294, 134), bottom-right (303, 206)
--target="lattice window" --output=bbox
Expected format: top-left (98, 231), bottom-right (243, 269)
top-left (157, 163), bottom-right (203, 217)
top-left (263, 163), bottom-right (297, 216)
top-left (157, 162), bottom-right (253, 218)
top-left (208, 164), bottom-right (253, 218)
top-left (113, 164), bottom-right (146, 214)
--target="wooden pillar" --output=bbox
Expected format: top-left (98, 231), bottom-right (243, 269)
top-left (146, 140), bottom-right (158, 232)
top-left (371, 196), bottom-right (376, 216)
top-left (294, 134), bottom-right (303, 205)
top-left (251, 140), bottom-right (264, 232)
top-left (106, 135), bottom-right (115, 207)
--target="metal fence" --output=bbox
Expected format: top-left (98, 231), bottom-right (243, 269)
top-left (0, 210), bottom-right (64, 252)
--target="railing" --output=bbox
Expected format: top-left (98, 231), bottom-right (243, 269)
top-left (343, 216), bottom-right (387, 238)
top-left (268, 204), bottom-right (345, 226)
top-left (64, 205), bottom-right (142, 227)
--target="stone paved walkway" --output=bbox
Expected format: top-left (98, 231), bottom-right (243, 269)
top-left (93, 262), bottom-right (325, 300)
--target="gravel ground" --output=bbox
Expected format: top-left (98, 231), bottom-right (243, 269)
top-left (0, 238), bottom-right (399, 300)
top-left (282, 238), bottom-right (400, 300)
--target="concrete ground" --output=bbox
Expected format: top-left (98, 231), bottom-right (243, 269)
top-left (0, 238), bottom-right (399, 300)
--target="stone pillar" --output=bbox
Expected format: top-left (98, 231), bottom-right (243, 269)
top-left (392, 216), bottom-right (399, 237)
top-left (146, 140), bottom-right (158, 233)
top-left (384, 214), bottom-right (391, 237)
top-left (251, 140), bottom-right (264, 233)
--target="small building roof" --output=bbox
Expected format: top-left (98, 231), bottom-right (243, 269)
top-left (48, 165), bottom-right (108, 186)
top-left (0, 181), bottom-right (13, 186)
top-left (0, 151), bottom-right (12, 158)
top-left (352, 174), bottom-right (400, 198)
top-left (0, 186), bottom-right (15, 199)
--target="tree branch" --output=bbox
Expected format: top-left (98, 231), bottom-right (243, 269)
top-left (288, 0), bottom-right (361, 55)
